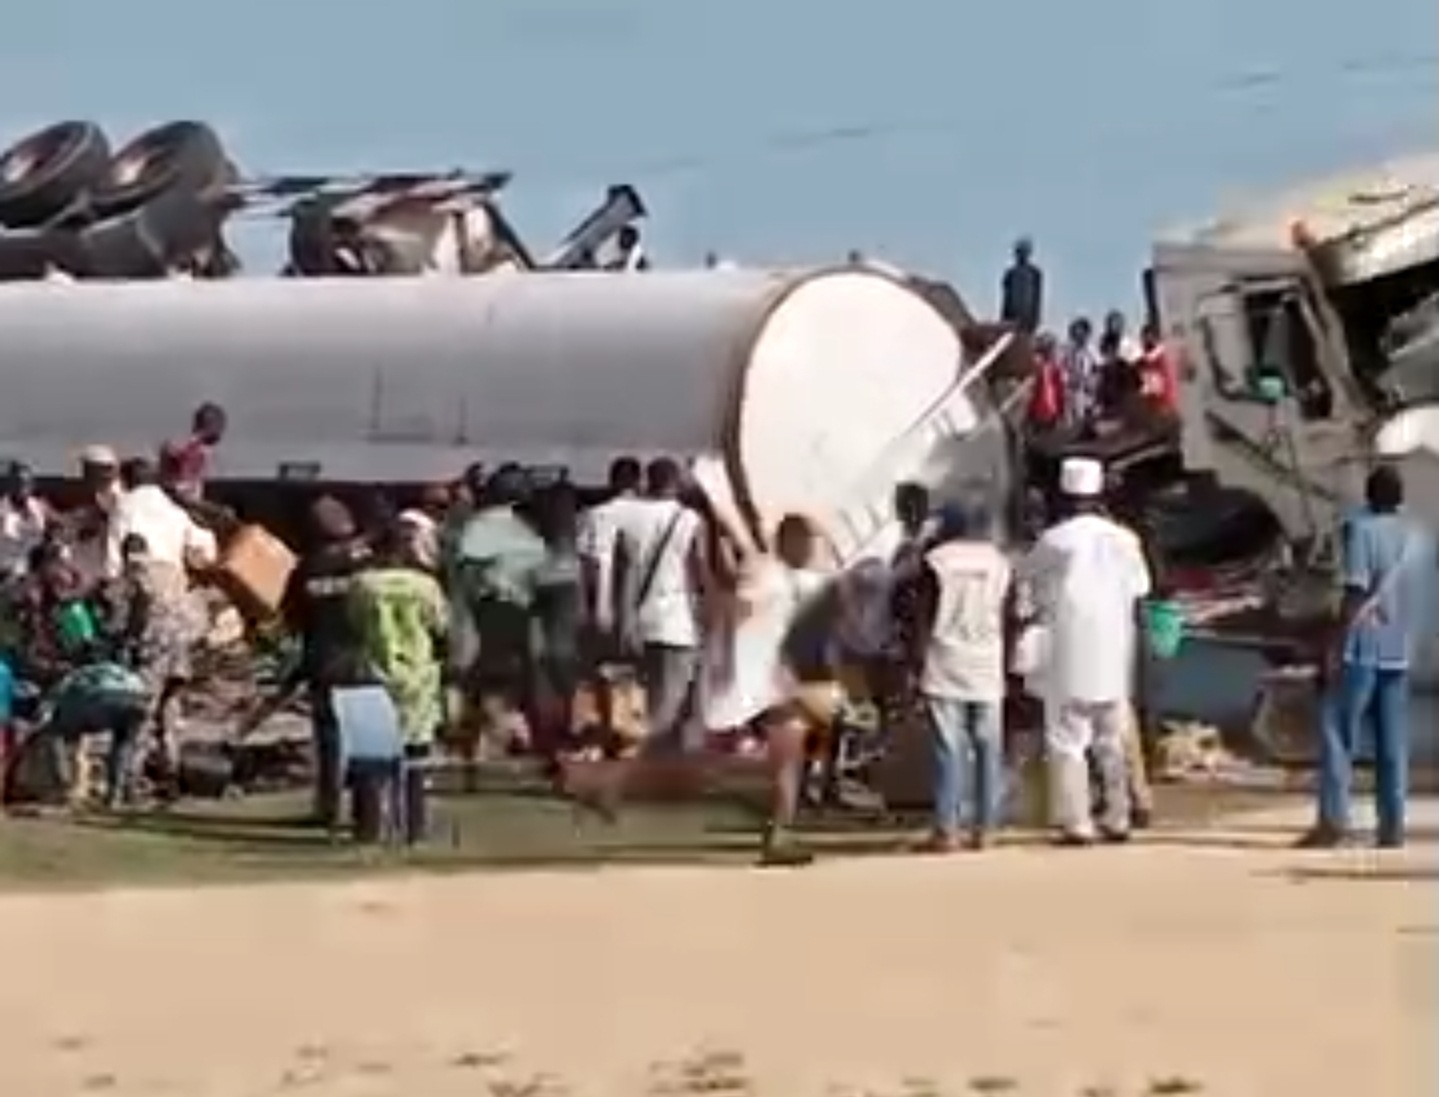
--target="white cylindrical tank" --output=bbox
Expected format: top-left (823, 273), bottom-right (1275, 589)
top-left (0, 268), bottom-right (986, 552)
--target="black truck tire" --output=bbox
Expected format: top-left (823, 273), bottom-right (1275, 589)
top-left (0, 121), bottom-right (110, 228)
top-left (79, 185), bottom-right (228, 278)
top-left (0, 226), bottom-right (87, 280)
top-left (90, 120), bottom-right (229, 218)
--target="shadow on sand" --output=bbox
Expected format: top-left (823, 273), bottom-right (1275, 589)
top-left (1274, 862), bottom-right (1439, 884)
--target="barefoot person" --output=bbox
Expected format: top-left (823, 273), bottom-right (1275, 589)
top-left (569, 512), bottom-right (836, 866)
top-left (715, 514), bottom-right (835, 865)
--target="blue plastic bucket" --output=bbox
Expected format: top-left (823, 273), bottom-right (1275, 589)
top-left (1142, 599), bottom-right (1186, 660)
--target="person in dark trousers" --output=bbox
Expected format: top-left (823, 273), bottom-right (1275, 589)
top-left (1000, 237), bottom-right (1043, 335)
top-left (529, 483), bottom-right (585, 756)
top-left (1302, 465), bottom-right (1434, 849)
top-left (450, 464), bottom-right (546, 769)
top-left (241, 496), bottom-right (372, 827)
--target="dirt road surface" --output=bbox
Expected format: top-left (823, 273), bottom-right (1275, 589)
top-left (0, 805), bottom-right (1433, 1097)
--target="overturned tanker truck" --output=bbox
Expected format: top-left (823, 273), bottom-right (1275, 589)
top-left (0, 118), bottom-right (1017, 562)
top-left (0, 270), bottom-right (1016, 564)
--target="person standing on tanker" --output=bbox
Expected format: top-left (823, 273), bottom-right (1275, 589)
top-left (1136, 322), bottom-right (1180, 420)
top-left (1058, 317), bottom-right (1100, 432)
top-left (1020, 456), bottom-right (1151, 845)
top-left (1301, 465), bottom-right (1434, 849)
top-left (1026, 333), bottom-right (1066, 433)
top-left (909, 501), bottom-right (1014, 851)
top-left (613, 458), bottom-right (706, 751)
top-left (1000, 236), bottom-right (1043, 335)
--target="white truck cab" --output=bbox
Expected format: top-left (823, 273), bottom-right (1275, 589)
top-left (1150, 151), bottom-right (1439, 542)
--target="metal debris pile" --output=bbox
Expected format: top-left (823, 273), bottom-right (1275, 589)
top-left (1152, 719), bottom-right (1290, 788)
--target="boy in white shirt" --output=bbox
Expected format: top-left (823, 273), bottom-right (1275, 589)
top-left (909, 501), bottom-right (1013, 850)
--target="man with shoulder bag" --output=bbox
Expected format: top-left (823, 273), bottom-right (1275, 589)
top-left (613, 459), bottom-right (706, 751)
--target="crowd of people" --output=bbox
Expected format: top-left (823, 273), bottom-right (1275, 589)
top-left (221, 443), bottom-right (1438, 861)
top-left (0, 373), bottom-right (1423, 863)
top-left (998, 237), bottom-right (1180, 436)
top-left (0, 399), bottom-right (1165, 864)
top-left (0, 406), bottom-right (228, 807)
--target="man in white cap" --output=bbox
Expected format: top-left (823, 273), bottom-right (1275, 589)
top-left (1020, 455), bottom-right (1151, 844)
top-left (68, 445), bottom-right (126, 589)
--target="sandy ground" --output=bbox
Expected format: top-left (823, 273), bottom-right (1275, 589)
top-left (0, 803), bottom-right (1433, 1097)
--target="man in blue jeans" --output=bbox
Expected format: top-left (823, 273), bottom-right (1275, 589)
top-left (908, 501), bottom-right (1014, 851)
top-left (1302, 465), bottom-right (1433, 849)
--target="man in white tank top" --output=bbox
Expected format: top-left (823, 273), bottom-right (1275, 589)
top-left (910, 500), bottom-right (1013, 850)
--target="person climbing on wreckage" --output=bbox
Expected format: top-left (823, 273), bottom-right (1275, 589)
top-left (565, 510), bottom-right (841, 867)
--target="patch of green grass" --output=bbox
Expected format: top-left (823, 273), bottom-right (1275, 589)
top-left (0, 774), bottom-right (1306, 893)
top-left (0, 789), bottom-right (777, 892)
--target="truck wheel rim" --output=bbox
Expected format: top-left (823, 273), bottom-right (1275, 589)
top-left (0, 147), bottom-right (37, 183)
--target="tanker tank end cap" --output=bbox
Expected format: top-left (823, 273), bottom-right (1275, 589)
top-left (1059, 456), bottom-right (1104, 498)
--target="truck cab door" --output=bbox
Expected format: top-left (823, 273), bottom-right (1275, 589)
top-left (1186, 274), bottom-right (1364, 537)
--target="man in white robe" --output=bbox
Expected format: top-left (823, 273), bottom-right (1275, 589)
top-left (1021, 456), bottom-right (1151, 844)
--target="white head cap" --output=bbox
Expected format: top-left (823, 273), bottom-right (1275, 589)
top-left (1059, 456), bottom-right (1104, 498)
top-left (397, 508), bottom-right (437, 532)
top-left (78, 444), bottom-right (119, 468)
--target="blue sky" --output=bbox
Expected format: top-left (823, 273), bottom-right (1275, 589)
top-left (2, 0), bottom-right (1435, 319)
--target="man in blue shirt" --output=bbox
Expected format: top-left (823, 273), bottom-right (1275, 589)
top-left (1303, 465), bottom-right (1433, 848)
